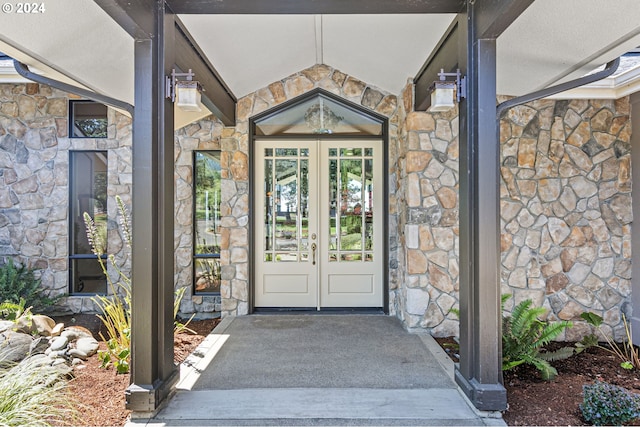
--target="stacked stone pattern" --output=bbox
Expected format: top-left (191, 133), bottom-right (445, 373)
top-left (0, 79), bottom-right (634, 340)
top-left (174, 119), bottom-right (224, 316)
top-left (394, 82), bottom-right (460, 336)
top-left (499, 98), bottom-right (632, 340)
top-left (0, 83), bottom-right (132, 312)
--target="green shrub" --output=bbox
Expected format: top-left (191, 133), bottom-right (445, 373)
top-left (580, 381), bottom-right (640, 425)
top-left (0, 350), bottom-right (77, 426)
top-left (502, 296), bottom-right (574, 380)
top-left (0, 259), bottom-right (56, 312)
top-left (0, 298), bottom-right (31, 322)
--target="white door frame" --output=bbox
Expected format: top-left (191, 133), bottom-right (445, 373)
top-left (248, 89), bottom-right (390, 313)
top-left (253, 139), bottom-right (385, 310)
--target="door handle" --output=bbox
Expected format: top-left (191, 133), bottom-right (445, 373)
top-left (311, 243), bottom-right (317, 265)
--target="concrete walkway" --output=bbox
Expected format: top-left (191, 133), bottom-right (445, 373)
top-left (128, 315), bottom-right (505, 426)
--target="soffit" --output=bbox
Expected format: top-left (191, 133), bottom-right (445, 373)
top-left (0, 1), bottom-right (639, 109)
top-left (497, 0), bottom-right (640, 96)
top-left (178, 14), bottom-right (457, 97)
top-left (0, 0), bottom-right (133, 102)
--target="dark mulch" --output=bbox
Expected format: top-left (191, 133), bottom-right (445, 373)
top-left (52, 314), bottom-right (219, 426)
top-left (437, 337), bottom-right (640, 426)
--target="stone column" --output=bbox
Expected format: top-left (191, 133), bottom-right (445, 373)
top-left (630, 91), bottom-right (640, 345)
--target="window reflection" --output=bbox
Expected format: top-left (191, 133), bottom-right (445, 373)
top-left (69, 151), bottom-right (108, 294)
top-left (254, 94), bottom-right (383, 136)
top-left (328, 147), bottom-right (374, 263)
top-left (194, 151), bottom-right (221, 293)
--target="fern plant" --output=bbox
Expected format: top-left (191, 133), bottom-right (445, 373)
top-left (502, 296), bottom-right (573, 380)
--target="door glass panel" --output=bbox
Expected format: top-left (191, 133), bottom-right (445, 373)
top-left (341, 254), bottom-right (363, 261)
top-left (340, 148), bottom-right (362, 157)
top-left (275, 159), bottom-right (298, 253)
top-left (264, 159), bottom-right (273, 253)
top-left (276, 148), bottom-right (298, 156)
top-left (364, 158), bottom-right (374, 251)
top-left (300, 159), bottom-right (309, 252)
top-left (328, 159), bottom-right (338, 250)
top-left (263, 148), bottom-right (310, 263)
top-left (327, 147), bottom-right (375, 262)
top-left (340, 158), bottom-right (363, 251)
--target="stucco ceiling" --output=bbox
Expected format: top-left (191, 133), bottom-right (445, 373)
top-left (0, 0), bottom-right (639, 109)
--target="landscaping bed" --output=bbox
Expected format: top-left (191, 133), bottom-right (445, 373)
top-left (503, 343), bottom-right (640, 426)
top-left (437, 337), bottom-right (640, 426)
top-left (57, 315), bottom-right (219, 426)
top-left (51, 318), bottom-right (640, 426)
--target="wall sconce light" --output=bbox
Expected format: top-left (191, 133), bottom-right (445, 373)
top-left (428, 68), bottom-right (467, 112)
top-left (166, 69), bottom-right (203, 112)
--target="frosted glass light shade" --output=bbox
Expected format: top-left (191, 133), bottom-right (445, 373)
top-left (428, 83), bottom-right (455, 112)
top-left (176, 81), bottom-right (202, 112)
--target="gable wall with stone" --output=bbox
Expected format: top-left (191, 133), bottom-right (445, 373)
top-left (1, 77), bottom-right (634, 336)
top-left (219, 64), bottom-right (399, 317)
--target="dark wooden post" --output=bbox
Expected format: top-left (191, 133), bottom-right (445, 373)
top-left (125, 1), bottom-right (177, 415)
top-left (455, 0), bottom-right (533, 411)
top-left (455, 28), bottom-right (506, 410)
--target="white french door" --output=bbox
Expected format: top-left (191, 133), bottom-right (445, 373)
top-left (254, 139), bottom-right (383, 309)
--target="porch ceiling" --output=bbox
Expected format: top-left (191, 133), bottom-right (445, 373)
top-left (0, 0), bottom-right (639, 109)
top-left (177, 14), bottom-right (457, 97)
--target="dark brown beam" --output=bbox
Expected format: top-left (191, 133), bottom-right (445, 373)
top-left (175, 18), bottom-right (237, 126)
top-left (475, 0), bottom-right (534, 38)
top-left (413, 18), bottom-right (460, 111)
top-left (167, 0), bottom-right (465, 14)
top-left (94, 0), bottom-right (156, 38)
top-left (413, 0), bottom-right (533, 111)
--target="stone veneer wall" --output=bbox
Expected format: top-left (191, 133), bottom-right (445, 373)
top-left (0, 82), bottom-right (223, 317)
top-left (393, 88), bottom-right (633, 340)
top-left (394, 83), bottom-right (461, 336)
top-left (499, 98), bottom-right (632, 341)
top-left (0, 83), bottom-right (132, 312)
top-left (219, 64), bottom-right (399, 316)
top-left (0, 78), bottom-right (634, 338)
top-left (174, 118), bottom-right (224, 316)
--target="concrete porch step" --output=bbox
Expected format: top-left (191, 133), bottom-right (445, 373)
top-left (132, 388), bottom-right (503, 426)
